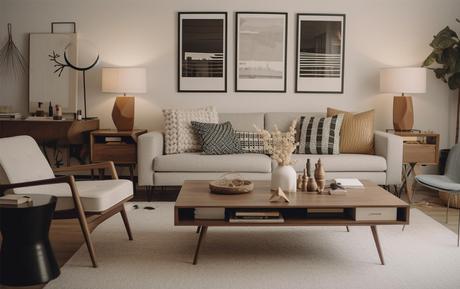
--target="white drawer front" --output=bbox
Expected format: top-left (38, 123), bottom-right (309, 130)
top-left (355, 207), bottom-right (397, 221)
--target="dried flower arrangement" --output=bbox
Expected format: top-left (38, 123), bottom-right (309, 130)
top-left (256, 120), bottom-right (298, 166)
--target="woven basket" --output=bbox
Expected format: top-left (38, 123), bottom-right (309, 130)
top-left (209, 179), bottom-right (254, 195)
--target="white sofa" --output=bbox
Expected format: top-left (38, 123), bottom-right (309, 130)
top-left (138, 112), bottom-right (403, 187)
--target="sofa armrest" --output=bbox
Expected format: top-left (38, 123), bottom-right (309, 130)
top-left (374, 131), bottom-right (403, 185)
top-left (138, 131), bottom-right (164, 186)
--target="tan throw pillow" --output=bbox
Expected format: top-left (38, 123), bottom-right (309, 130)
top-left (327, 108), bottom-right (375, 154)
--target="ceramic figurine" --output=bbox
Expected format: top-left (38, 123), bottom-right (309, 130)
top-left (306, 159), bottom-right (318, 192)
top-left (315, 159), bottom-right (326, 193)
top-left (301, 168), bottom-right (308, 192)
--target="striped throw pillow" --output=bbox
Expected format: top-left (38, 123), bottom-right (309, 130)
top-left (191, 121), bottom-right (242, 155)
top-left (297, 114), bottom-right (344, 155)
top-left (236, 131), bottom-right (269, 154)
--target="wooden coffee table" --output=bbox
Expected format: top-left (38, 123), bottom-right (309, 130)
top-left (175, 180), bottom-right (409, 265)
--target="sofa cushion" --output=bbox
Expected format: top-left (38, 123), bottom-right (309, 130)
top-left (191, 121), bottom-right (242, 155)
top-left (154, 153), bottom-right (271, 173)
top-left (297, 114), bottom-right (344, 155)
top-left (327, 108), bottom-right (375, 154)
top-left (219, 113), bottom-right (264, 132)
top-left (275, 154), bottom-right (387, 172)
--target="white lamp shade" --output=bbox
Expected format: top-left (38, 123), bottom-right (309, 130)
top-left (102, 67), bottom-right (147, 94)
top-left (380, 67), bottom-right (426, 94)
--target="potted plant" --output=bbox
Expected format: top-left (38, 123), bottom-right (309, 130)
top-left (422, 19), bottom-right (460, 206)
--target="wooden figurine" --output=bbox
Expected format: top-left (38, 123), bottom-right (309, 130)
top-left (301, 168), bottom-right (308, 192)
top-left (315, 158), bottom-right (326, 193)
top-left (269, 187), bottom-right (290, 203)
top-left (306, 159), bottom-right (318, 192)
top-left (297, 175), bottom-right (302, 190)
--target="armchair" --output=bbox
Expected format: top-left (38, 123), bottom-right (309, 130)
top-left (0, 136), bottom-right (134, 267)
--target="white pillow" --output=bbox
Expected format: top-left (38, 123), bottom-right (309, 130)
top-left (163, 106), bottom-right (218, 154)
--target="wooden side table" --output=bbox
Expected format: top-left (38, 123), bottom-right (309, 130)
top-left (90, 129), bottom-right (147, 192)
top-left (386, 130), bottom-right (440, 201)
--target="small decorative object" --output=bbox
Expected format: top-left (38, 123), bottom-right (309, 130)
top-left (35, 102), bottom-right (45, 117)
top-left (235, 12), bottom-right (288, 92)
top-left (53, 105), bottom-right (63, 120)
top-left (0, 23), bottom-right (27, 79)
top-left (49, 35), bottom-right (99, 118)
top-left (422, 19), bottom-right (460, 143)
top-left (314, 159), bottom-right (326, 193)
top-left (257, 120), bottom-right (298, 192)
top-left (301, 168), bottom-right (308, 192)
top-left (296, 14), bottom-right (346, 93)
top-left (178, 12), bottom-right (227, 92)
top-left (306, 159), bottom-right (318, 192)
top-left (209, 173), bottom-right (253, 195)
top-left (380, 67), bottom-right (426, 131)
top-left (269, 187), bottom-right (290, 203)
top-left (76, 109), bottom-right (82, 120)
top-left (48, 102), bottom-right (53, 117)
top-left (297, 175), bottom-right (302, 190)
top-left (102, 67), bottom-right (147, 131)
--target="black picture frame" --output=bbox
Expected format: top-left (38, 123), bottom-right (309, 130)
top-left (295, 13), bottom-right (346, 93)
top-left (177, 12), bottom-right (227, 92)
top-left (235, 12), bottom-right (288, 93)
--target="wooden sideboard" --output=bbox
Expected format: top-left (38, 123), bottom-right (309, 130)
top-left (0, 118), bottom-right (100, 166)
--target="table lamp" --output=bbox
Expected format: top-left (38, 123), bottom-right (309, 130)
top-left (102, 67), bottom-right (146, 131)
top-left (380, 67), bottom-right (426, 131)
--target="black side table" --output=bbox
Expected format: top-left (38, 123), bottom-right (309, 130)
top-left (0, 194), bottom-right (60, 286)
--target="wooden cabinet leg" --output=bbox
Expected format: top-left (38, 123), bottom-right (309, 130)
top-left (371, 226), bottom-right (385, 265)
top-left (196, 226), bottom-right (201, 234)
top-left (193, 226), bottom-right (208, 265)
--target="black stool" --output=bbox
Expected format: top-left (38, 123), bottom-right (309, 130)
top-left (0, 194), bottom-right (60, 286)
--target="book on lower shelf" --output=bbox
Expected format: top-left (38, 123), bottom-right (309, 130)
top-left (229, 215), bottom-right (285, 223)
top-left (194, 208), bottom-right (225, 220)
top-left (0, 195), bottom-right (32, 205)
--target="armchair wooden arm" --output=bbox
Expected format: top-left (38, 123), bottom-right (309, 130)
top-left (0, 176), bottom-right (74, 193)
top-left (53, 161), bottom-right (118, 180)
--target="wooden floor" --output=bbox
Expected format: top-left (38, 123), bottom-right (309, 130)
top-left (2, 186), bottom-right (459, 289)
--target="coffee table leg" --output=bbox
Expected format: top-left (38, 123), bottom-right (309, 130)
top-left (370, 226), bottom-right (385, 265)
top-left (193, 226), bottom-right (208, 265)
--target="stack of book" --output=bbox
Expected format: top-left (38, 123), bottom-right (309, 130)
top-left (194, 208), bottom-right (225, 220)
top-left (0, 195), bottom-right (32, 206)
top-left (229, 210), bottom-right (284, 223)
top-left (0, 112), bottom-right (22, 119)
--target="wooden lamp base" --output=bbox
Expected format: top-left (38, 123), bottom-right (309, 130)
top-left (112, 96), bottom-right (134, 131)
top-left (393, 96), bottom-right (414, 131)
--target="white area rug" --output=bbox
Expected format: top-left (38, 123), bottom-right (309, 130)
top-left (45, 203), bottom-right (460, 289)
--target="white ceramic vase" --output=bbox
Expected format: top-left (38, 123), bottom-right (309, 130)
top-left (271, 165), bottom-right (297, 193)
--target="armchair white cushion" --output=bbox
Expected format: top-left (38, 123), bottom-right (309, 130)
top-left (0, 136), bottom-right (133, 212)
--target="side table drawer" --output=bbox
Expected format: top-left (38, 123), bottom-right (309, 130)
top-left (355, 207), bottom-right (397, 221)
top-left (403, 144), bottom-right (437, 164)
top-left (92, 144), bottom-right (136, 163)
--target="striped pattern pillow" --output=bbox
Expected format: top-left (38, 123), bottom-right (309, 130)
top-left (191, 121), bottom-right (242, 155)
top-left (236, 131), bottom-right (269, 154)
top-left (297, 114), bottom-right (344, 155)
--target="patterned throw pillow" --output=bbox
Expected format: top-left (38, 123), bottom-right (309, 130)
top-left (163, 106), bottom-right (218, 154)
top-left (297, 114), bottom-right (344, 155)
top-left (191, 121), bottom-right (242, 155)
top-left (236, 131), bottom-right (269, 154)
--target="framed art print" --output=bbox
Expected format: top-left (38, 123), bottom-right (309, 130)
top-left (295, 14), bottom-right (345, 93)
top-left (178, 12), bottom-right (227, 92)
top-left (235, 12), bottom-right (287, 92)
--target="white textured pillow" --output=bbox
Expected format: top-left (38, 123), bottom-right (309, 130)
top-left (163, 106), bottom-right (218, 154)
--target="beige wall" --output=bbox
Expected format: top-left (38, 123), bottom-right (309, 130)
top-left (1, 0), bottom-right (459, 148)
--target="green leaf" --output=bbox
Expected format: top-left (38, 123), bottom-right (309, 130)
top-left (422, 52), bottom-right (437, 67)
top-left (434, 68), bottom-right (448, 82)
top-left (430, 26), bottom-right (458, 49)
top-left (447, 72), bottom-right (460, 89)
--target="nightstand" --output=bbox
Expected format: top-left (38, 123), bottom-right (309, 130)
top-left (90, 129), bottom-right (147, 191)
top-left (386, 129), bottom-right (440, 202)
